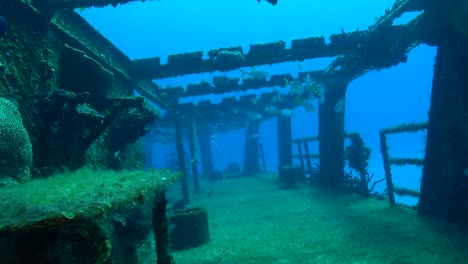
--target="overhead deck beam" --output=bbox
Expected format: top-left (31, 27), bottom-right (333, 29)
top-left (156, 71), bottom-right (323, 100)
top-left (131, 37), bottom-right (327, 80)
top-left (152, 90), bottom-right (303, 133)
top-left (322, 6), bottom-right (430, 81)
top-left (131, 31), bottom-right (385, 80)
top-left (131, 0), bottom-right (425, 81)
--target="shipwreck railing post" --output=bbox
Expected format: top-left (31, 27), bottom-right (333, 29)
top-left (296, 141), bottom-right (305, 171)
top-left (379, 130), bottom-right (396, 207)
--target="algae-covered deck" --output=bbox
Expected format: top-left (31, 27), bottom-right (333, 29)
top-left (0, 168), bottom-right (179, 232)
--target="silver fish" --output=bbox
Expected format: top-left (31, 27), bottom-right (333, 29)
top-left (264, 105), bottom-right (278, 114)
top-left (279, 109), bottom-right (294, 117)
top-left (334, 100), bottom-right (345, 113)
top-left (240, 68), bottom-right (269, 79)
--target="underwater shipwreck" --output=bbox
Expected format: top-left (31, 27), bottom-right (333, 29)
top-left (0, 0), bottom-right (467, 263)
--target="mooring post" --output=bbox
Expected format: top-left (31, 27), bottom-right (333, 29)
top-left (244, 121), bottom-right (260, 175)
top-left (188, 121), bottom-right (200, 191)
top-left (318, 78), bottom-right (348, 189)
top-left (175, 115), bottom-right (189, 204)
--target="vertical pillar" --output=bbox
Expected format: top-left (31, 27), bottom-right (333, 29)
top-left (244, 121), bottom-right (260, 175)
top-left (419, 28), bottom-right (468, 221)
top-left (318, 78), bottom-right (348, 189)
top-left (198, 122), bottom-right (214, 179)
top-left (188, 122), bottom-right (200, 191)
top-left (175, 115), bottom-right (189, 205)
top-left (277, 115), bottom-right (292, 168)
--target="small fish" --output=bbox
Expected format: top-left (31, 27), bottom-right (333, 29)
top-left (248, 134), bottom-right (259, 140)
top-left (113, 150), bottom-right (121, 161)
top-left (272, 93), bottom-right (282, 103)
top-left (264, 105), bottom-right (278, 114)
top-left (284, 78), bottom-right (305, 95)
top-left (271, 95), bottom-right (278, 104)
top-left (296, 61), bottom-right (304, 71)
top-left (317, 83), bottom-right (326, 104)
top-left (302, 99), bottom-right (316, 112)
top-left (240, 68), bottom-right (269, 79)
top-left (279, 109), bottom-right (294, 118)
top-left (0, 16), bottom-right (8, 36)
top-left (309, 82), bottom-right (320, 99)
top-left (295, 96), bottom-right (302, 106)
top-left (304, 73), bottom-right (313, 88)
top-left (248, 112), bottom-right (262, 121)
top-left (111, 213), bottom-right (127, 226)
top-left (334, 99), bottom-right (345, 113)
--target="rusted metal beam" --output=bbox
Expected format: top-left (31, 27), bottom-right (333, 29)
top-left (157, 71), bottom-right (323, 100)
top-left (131, 37), bottom-right (330, 80)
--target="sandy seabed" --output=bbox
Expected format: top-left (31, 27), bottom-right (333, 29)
top-left (147, 173), bottom-right (468, 264)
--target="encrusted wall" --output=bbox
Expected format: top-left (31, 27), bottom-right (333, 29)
top-left (0, 0), bottom-right (158, 176)
top-left (0, 1), bottom-right (60, 131)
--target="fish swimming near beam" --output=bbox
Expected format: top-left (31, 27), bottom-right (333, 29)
top-left (239, 67), bottom-right (269, 79)
top-left (284, 78), bottom-right (305, 95)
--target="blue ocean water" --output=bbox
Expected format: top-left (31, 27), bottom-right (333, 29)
top-left (79, 0), bottom-right (435, 200)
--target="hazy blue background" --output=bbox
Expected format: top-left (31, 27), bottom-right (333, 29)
top-left (80, 0), bottom-right (435, 201)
